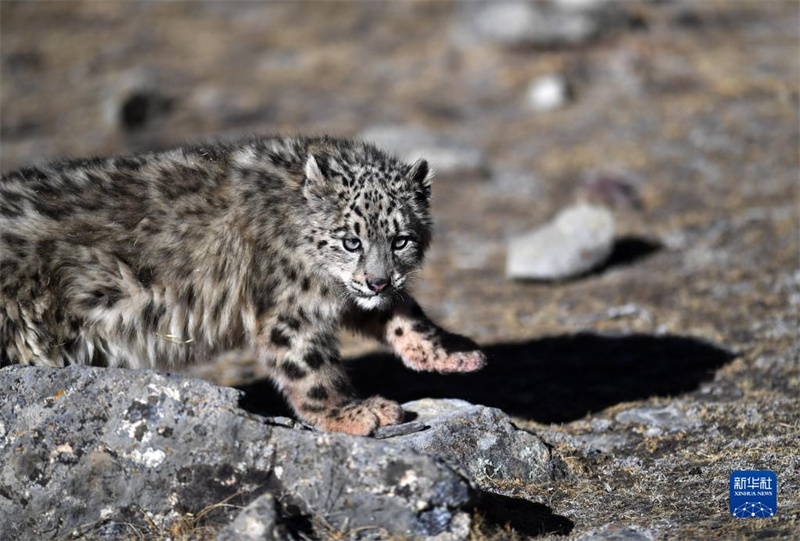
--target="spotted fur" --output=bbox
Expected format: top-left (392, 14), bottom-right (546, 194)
top-left (0, 136), bottom-right (486, 435)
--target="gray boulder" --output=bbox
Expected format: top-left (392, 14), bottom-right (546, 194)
top-left (394, 399), bottom-right (565, 495)
top-left (0, 366), bottom-right (474, 540)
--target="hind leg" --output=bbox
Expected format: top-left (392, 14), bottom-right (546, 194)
top-left (1, 245), bottom-right (148, 368)
top-left (0, 295), bottom-right (69, 367)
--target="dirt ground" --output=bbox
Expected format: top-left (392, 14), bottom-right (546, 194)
top-left (1, 1), bottom-right (798, 539)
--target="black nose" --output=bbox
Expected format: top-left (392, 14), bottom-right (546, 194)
top-left (366, 276), bottom-right (390, 293)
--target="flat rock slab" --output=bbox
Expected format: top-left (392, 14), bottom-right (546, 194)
top-left (614, 404), bottom-right (699, 430)
top-left (0, 366), bottom-right (473, 540)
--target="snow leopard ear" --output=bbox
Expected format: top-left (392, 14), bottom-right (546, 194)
top-left (303, 154), bottom-right (327, 201)
top-left (305, 154), bottom-right (325, 185)
top-left (408, 159), bottom-right (434, 202)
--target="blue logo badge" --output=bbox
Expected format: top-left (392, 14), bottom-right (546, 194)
top-left (730, 471), bottom-right (777, 518)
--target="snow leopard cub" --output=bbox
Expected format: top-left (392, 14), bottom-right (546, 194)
top-left (0, 136), bottom-right (485, 435)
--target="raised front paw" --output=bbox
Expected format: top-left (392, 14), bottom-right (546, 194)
top-left (391, 322), bottom-right (487, 373)
top-left (317, 396), bottom-right (404, 436)
top-left (437, 348), bottom-right (486, 373)
top-left (386, 309), bottom-right (488, 374)
top-left (401, 343), bottom-right (486, 373)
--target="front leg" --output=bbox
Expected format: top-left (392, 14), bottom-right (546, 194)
top-left (344, 294), bottom-right (486, 373)
top-left (259, 324), bottom-right (403, 436)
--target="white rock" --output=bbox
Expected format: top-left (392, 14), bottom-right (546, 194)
top-left (454, 1), bottom-right (599, 48)
top-left (526, 74), bottom-right (571, 112)
top-left (552, 0), bottom-right (612, 11)
top-left (216, 493), bottom-right (285, 541)
top-left (506, 203), bottom-right (615, 280)
top-left (470, 3), bottom-right (540, 46)
top-left (361, 125), bottom-right (485, 175)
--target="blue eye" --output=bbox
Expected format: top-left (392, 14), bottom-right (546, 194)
top-left (392, 236), bottom-right (410, 251)
top-left (342, 238), bottom-right (362, 252)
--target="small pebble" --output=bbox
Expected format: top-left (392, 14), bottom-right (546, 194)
top-left (526, 74), bottom-right (571, 113)
top-left (506, 203), bottom-right (615, 280)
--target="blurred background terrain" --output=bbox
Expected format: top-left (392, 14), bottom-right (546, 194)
top-left (1, 1), bottom-right (798, 539)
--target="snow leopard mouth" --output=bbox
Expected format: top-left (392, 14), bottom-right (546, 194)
top-left (349, 288), bottom-right (386, 299)
top-left (345, 285), bottom-right (393, 310)
top-left (346, 283), bottom-right (394, 301)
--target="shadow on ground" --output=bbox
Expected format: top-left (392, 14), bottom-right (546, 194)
top-left (269, 490), bottom-right (575, 539)
top-left (473, 493), bottom-right (574, 537)
top-left (238, 332), bottom-right (730, 537)
top-left (597, 236), bottom-right (662, 273)
top-left (239, 332), bottom-right (734, 424)
top-left (510, 236), bottom-right (663, 284)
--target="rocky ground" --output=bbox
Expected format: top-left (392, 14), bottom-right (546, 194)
top-left (1, 1), bottom-right (798, 539)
